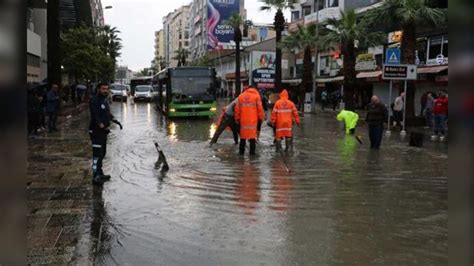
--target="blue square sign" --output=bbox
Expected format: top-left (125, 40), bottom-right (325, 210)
top-left (385, 48), bottom-right (401, 65)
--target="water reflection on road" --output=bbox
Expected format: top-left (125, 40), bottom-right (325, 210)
top-left (93, 100), bottom-right (447, 265)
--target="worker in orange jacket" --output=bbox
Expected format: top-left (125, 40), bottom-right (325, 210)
top-left (235, 86), bottom-right (265, 155)
top-left (270, 89), bottom-right (300, 152)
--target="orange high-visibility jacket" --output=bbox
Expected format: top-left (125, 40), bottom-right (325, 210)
top-left (235, 88), bottom-right (265, 139)
top-left (271, 90), bottom-right (300, 139)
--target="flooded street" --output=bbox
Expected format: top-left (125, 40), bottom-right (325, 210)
top-left (93, 100), bottom-right (447, 265)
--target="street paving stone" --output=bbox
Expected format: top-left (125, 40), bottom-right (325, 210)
top-left (27, 105), bottom-right (94, 265)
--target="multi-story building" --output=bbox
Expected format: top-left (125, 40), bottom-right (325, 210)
top-left (59, 0), bottom-right (104, 29)
top-left (163, 5), bottom-right (191, 67)
top-left (115, 66), bottom-right (133, 84)
top-left (90, 0), bottom-right (105, 27)
top-left (27, 1), bottom-right (47, 83)
top-left (188, 0), bottom-right (246, 62)
top-left (154, 30), bottom-right (165, 70)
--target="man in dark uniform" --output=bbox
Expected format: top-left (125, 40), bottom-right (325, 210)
top-left (89, 82), bottom-right (122, 186)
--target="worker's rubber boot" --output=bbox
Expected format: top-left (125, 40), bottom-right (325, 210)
top-left (276, 139), bottom-right (282, 152)
top-left (285, 138), bottom-right (293, 152)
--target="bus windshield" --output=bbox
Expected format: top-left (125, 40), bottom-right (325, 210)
top-left (171, 76), bottom-right (214, 99)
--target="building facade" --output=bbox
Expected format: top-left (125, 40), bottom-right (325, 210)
top-left (163, 5), bottom-right (191, 67)
top-left (27, 2), bottom-right (48, 83)
top-left (154, 30), bottom-right (165, 71)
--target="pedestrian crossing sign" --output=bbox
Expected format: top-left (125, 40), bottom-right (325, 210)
top-left (385, 48), bottom-right (401, 65)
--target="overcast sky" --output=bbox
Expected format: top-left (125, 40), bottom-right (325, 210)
top-left (102, 0), bottom-right (290, 71)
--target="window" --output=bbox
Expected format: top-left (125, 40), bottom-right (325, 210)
top-left (427, 35), bottom-right (448, 59)
top-left (303, 6), bottom-right (312, 16)
top-left (314, 0), bottom-right (324, 12)
top-left (327, 0), bottom-right (339, 7)
top-left (291, 11), bottom-right (300, 21)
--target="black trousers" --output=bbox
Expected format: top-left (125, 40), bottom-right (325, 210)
top-left (239, 139), bottom-right (256, 155)
top-left (48, 112), bottom-right (58, 131)
top-left (211, 114), bottom-right (239, 144)
top-left (90, 129), bottom-right (108, 177)
top-left (28, 112), bottom-right (39, 135)
top-left (368, 124), bottom-right (383, 149)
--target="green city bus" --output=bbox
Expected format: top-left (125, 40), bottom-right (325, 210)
top-left (153, 67), bottom-right (218, 118)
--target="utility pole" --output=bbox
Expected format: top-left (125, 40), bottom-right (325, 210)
top-left (311, 0), bottom-right (321, 113)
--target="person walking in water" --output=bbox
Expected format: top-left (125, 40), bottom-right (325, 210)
top-left (366, 95), bottom-right (388, 149)
top-left (235, 86), bottom-right (265, 155)
top-left (336, 109), bottom-right (359, 134)
top-left (210, 98), bottom-right (239, 145)
top-left (270, 89), bottom-right (300, 152)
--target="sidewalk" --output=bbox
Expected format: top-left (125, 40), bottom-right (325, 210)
top-left (27, 105), bottom-right (93, 264)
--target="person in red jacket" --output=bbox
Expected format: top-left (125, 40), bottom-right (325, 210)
top-left (235, 86), bottom-right (265, 155)
top-left (432, 90), bottom-right (448, 141)
top-left (270, 89), bottom-right (300, 152)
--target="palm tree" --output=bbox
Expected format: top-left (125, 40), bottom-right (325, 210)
top-left (260, 0), bottom-right (299, 92)
top-left (47, 0), bottom-right (61, 86)
top-left (99, 25), bottom-right (123, 65)
top-left (367, 0), bottom-right (446, 118)
top-left (225, 13), bottom-right (244, 96)
top-left (173, 48), bottom-right (189, 67)
top-left (155, 56), bottom-right (166, 70)
top-left (243, 20), bottom-right (253, 38)
top-left (319, 9), bottom-right (384, 111)
top-left (281, 25), bottom-right (317, 110)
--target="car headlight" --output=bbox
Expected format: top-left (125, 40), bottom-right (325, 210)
top-left (170, 108), bottom-right (176, 113)
top-left (122, 91), bottom-right (127, 96)
top-left (210, 107), bottom-right (217, 112)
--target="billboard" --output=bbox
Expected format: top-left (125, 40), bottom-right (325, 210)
top-left (207, 0), bottom-right (240, 50)
top-left (251, 51), bottom-right (276, 89)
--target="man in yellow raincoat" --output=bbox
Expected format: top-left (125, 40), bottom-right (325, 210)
top-left (336, 110), bottom-right (359, 134)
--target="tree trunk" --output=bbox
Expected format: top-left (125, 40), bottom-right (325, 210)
top-left (301, 46), bottom-right (313, 111)
top-left (47, 0), bottom-right (61, 86)
top-left (274, 9), bottom-right (285, 93)
top-left (343, 42), bottom-right (356, 111)
top-left (401, 23), bottom-right (416, 119)
top-left (235, 41), bottom-right (241, 96)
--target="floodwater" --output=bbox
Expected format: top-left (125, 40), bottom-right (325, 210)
top-left (91, 99), bottom-right (447, 265)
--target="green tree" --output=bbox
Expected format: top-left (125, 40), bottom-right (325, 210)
top-left (225, 13), bottom-right (244, 96)
top-left (366, 0), bottom-right (446, 117)
top-left (98, 25), bottom-right (123, 65)
top-left (243, 19), bottom-right (253, 38)
top-left (319, 9), bottom-right (384, 111)
top-left (260, 0), bottom-right (299, 92)
top-left (61, 26), bottom-right (117, 82)
top-left (173, 48), bottom-right (189, 67)
top-left (281, 25), bottom-right (317, 110)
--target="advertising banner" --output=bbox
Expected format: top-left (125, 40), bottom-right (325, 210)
top-left (207, 0), bottom-right (240, 50)
top-left (251, 51), bottom-right (276, 89)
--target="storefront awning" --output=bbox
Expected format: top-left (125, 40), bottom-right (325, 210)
top-left (357, 70), bottom-right (382, 79)
top-left (315, 76), bottom-right (344, 83)
top-left (417, 65), bottom-right (448, 74)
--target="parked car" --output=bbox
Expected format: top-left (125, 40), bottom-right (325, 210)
top-left (110, 84), bottom-right (129, 101)
top-left (134, 85), bottom-right (154, 102)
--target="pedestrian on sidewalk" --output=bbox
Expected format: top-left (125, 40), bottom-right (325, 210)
top-left (424, 92), bottom-right (434, 129)
top-left (321, 90), bottom-right (328, 110)
top-left (27, 86), bottom-right (41, 136)
top-left (89, 82), bottom-right (114, 186)
top-left (432, 90), bottom-right (448, 141)
top-left (336, 109), bottom-right (359, 135)
top-left (392, 92), bottom-right (405, 130)
top-left (270, 89), bottom-right (300, 152)
top-left (366, 95), bottom-right (388, 149)
top-left (235, 86), bottom-right (265, 155)
top-left (46, 84), bottom-right (60, 133)
top-left (210, 98), bottom-right (240, 145)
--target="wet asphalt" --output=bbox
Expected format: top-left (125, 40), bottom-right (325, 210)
top-left (92, 99), bottom-right (447, 265)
